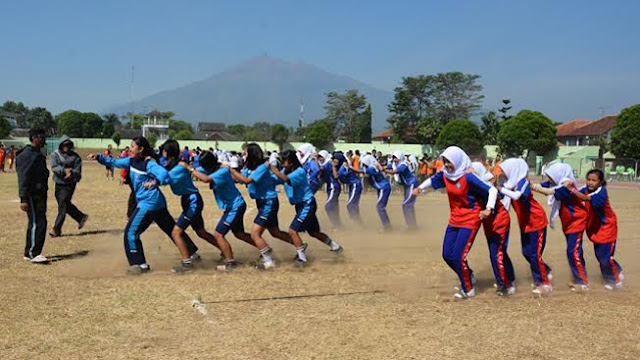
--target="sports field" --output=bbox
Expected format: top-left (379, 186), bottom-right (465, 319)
top-left (1, 162), bottom-right (639, 359)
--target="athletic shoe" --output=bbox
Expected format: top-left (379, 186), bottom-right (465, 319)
top-left (172, 262), bottom-right (194, 274)
top-left (29, 255), bottom-right (49, 263)
top-left (293, 258), bottom-right (307, 268)
top-left (330, 245), bottom-right (344, 255)
top-left (216, 260), bottom-right (239, 271)
top-left (496, 285), bottom-right (516, 297)
top-left (547, 272), bottom-right (554, 281)
top-left (454, 274), bottom-right (477, 291)
top-left (49, 230), bottom-right (60, 238)
top-left (532, 284), bottom-right (553, 295)
top-left (218, 252), bottom-right (225, 263)
top-left (255, 259), bottom-right (276, 270)
top-left (569, 283), bottom-right (590, 292)
top-left (293, 242), bottom-right (309, 261)
top-left (78, 214), bottom-right (89, 229)
top-left (188, 252), bottom-right (202, 262)
top-left (454, 288), bottom-right (475, 299)
top-left (604, 281), bottom-right (623, 291)
top-left (126, 265), bottom-right (151, 276)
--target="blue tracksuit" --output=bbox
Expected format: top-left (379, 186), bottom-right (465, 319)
top-left (97, 155), bottom-right (198, 265)
top-left (166, 164), bottom-right (205, 230)
top-left (303, 159), bottom-right (321, 193)
top-left (321, 162), bottom-right (341, 228)
top-left (365, 166), bottom-right (391, 230)
top-left (396, 163), bottom-right (419, 229)
top-left (197, 167), bottom-right (247, 235)
top-left (283, 167), bottom-right (320, 234)
top-left (242, 164), bottom-right (282, 228)
top-left (338, 165), bottom-right (362, 221)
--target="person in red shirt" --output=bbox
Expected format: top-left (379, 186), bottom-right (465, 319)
top-left (573, 169), bottom-right (623, 290)
top-left (104, 145), bottom-right (114, 180)
top-left (414, 147), bottom-right (497, 299)
top-left (470, 162), bottom-right (514, 296)
top-left (0, 144), bottom-right (5, 173)
top-left (533, 163), bottom-right (589, 292)
top-left (498, 158), bottom-right (552, 295)
top-left (119, 146), bottom-right (130, 185)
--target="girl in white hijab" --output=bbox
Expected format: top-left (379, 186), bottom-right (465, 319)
top-left (385, 150), bottom-right (419, 229)
top-left (469, 162), bottom-right (515, 296)
top-left (413, 146), bottom-right (498, 299)
top-left (297, 143), bottom-right (321, 193)
top-left (353, 154), bottom-right (392, 230)
top-left (532, 163), bottom-right (590, 291)
top-left (497, 158), bottom-right (552, 295)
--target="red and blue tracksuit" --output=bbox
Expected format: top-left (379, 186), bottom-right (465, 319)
top-left (482, 195), bottom-right (514, 289)
top-left (582, 186), bottom-right (622, 284)
top-left (338, 166), bottom-right (362, 221)
top-left (509, 179), bottom-right (551, 286)
top-left (549, 183), bottom-right (589, 285)
top-left (430, 172), bottom-right (494, 293)
top-left (365, 166), bottom-right (391, 230)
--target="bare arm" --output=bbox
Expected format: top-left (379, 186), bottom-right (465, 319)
top-left (531, 183), bottom-right (555, 196)
top-left (269, 163), bottom-right (289, 183)
top-left (229, 167), bottom-right (252, 184)
top-left (191, 169), bottom-right (213, 183)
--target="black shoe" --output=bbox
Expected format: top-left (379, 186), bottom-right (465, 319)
top-left (172, 262), bottom-right (194, 274)
top-left (78, 214), bottom-right (89, 230)
top-left (216, 260), bottom-right (239, 271)
top-left (49, 230), bottom-right (61, 238)
top-left (293, 258), bottom-right (307, 268)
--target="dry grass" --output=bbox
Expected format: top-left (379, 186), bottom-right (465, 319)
top-left (1, 163), bottom-right (640, 359)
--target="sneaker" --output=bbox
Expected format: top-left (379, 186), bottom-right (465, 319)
top-left (496, 285), bottom-right (516, 297)
top-left (569, 283), bottom-right (590, 292)
top-left (293, 258), bottom-right (307, 268)
top-left (293, 242), bottom-right (308, 260)
top-left (49, 230), bottom-right (61, 238)
top-left (30, 255), bottom-right (49, 263)
top-left (454, 288), bottom-right (476, 299)
top-left (126, 265), bottom-right (151, 276)
top-left (453, 275), bottom-right (477, 291)
top-left (255, 259), bottom-right (276, 270)
top-left (216, 260), bottom-right (239, 271)
top-left (78, 214), bottom-right (89, 230)
top-left (172, 262), bottom-right (194, 274)
top-left (188, 252), bottom-right (202, 262)
top-left (330, 245), bottom-right (344, 255)
top-left (547, 272), bottom-right (554, 282)
top-left (218, 252), bottom-right (225, 263)
top-left (532, 284), bottom-right (553, 295)
top-left (604, 281), bottom-right (623, 291)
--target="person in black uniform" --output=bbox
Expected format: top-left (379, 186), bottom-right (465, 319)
top-left (17, 128), bottom-right (50, 263)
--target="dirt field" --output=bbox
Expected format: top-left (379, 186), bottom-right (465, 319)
top-left (1, 162), bottom-right (640, 359)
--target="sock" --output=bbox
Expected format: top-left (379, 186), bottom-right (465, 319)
top-left (324, 237), bottom-right (341, 251)
top-left (260, 246), bottom-right (273, 263)
top-left (296, 246), bottom-right (307, 262)
top-left (182, 259), bottom-right (193, 266)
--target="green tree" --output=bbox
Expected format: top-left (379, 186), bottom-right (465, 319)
top-left (102, 113), bottom-right (121, 127)
top-left (147, 133), bottom-right (158, 148)
top-left (56, 110), bottom-right (85, 137)
top-left (111, 131), bottom-right (121, 148)
top-left (82, 112), bottom-right (104, 138)
top-left (387, 73), bottom-right (484, 143)
top-left (125, 112), bottom-right (145, 129)
top-left (227, 124), bottom-right (247, 138)
top-left (270, 123), bottom-right (290, 151)
top-left (610, 103), bottom-right (640, 159)
top-left (305, 120), bottom-right (333, 149)
top-left (323, 90), bottom-right (368, 141)
top-left (481, 111), bottom-right (500, 145)
top-left (25, 107), bottom-right (56, 135)
top-left (244, 122), bottom-right (271, 141)
top-left (497, 110), bottom-right (556, 157)
top-left (1, 101), bottom-right (28, 128)
top-left (101, 122), bottom-right (116, 138)
top-left (498, 99), bottom-right (513, 121)
top-left (0, 115), bottom-right (12, 138)
top-left (174, 129), bottom-right (193, 140)
top-left (354, 103), bottom-right (372, 142)
top-left (436, 119), bottom-right (485, 155)
top-left (169, 119), bottom-right (193, 133)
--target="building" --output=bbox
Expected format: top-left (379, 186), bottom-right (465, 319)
top-left (192, 122), bottom-right (237, 141)
top-left (372, 129), bottom-right (393, 143)
top-left (556, 115), bottom-right (617, 146)
top-left (0, 110), bottom-right (19, 127)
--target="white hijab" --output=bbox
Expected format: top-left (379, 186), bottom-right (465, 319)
top-left (269, 151), bottom-right (279, 165)
top-left (498, 158), bottom-right (529, 210)
top-left (360, 154), bottom-right (377, 168)
top-left (470, 162), bottom-right (494, 182)
top-left (408, 154), bottom-right (418, 172)
top-left (392, 150), bottom-right (405, 182)
top-left (440, 146), bottom-right (471, 181)
top-left (317, 150), bottom-right (332, 166)
top-left (297, 143), bottom-right (315, 165)
top-left (543, 163), bottom-right (577, 229)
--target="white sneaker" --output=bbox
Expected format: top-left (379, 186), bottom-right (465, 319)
top-left (569, 283), bottom-right (590, 292)
top-left (188, 252), bottom-right (202, 262)
top-left (454, 288), bottom-right (476, 299)
top-left (30, 255), bottom-right (49, 263)
top-left (604, 282), bottom-right (623, 291)
top-left (532, 284), bottom-right (553, 295)
top-left (507, 285), bottom-right (516, 295)
top-left (255, 260), bottom-right (276, 270)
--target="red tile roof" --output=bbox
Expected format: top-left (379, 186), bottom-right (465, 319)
top-left (556, 119), bottom-right (591, 137)
top-left (373, 129), bottom-right (393, 140)
top-left (568, 115), bottom-right (616, 136)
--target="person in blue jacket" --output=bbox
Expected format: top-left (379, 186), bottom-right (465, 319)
top-left (150, 140), bottom-right (237, 272)
top-left (269, 150), bottom-right (344, 268)
top-left (338, 153), bottom-right (363, 223)
top-left (353, 154), bottom-right (391, 231)
top-left (297, 143), bottom-right (320, 193)
top-left (385, 151), bottom-right (419, 229)
top-left (191, 151), bottom-right (276, 270)
top-left (318, 150), bottom-right (342, 229)
top-left (88, 136), bottom-right (200, 275)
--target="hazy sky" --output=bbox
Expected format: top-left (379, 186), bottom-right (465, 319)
top-left (1, 0), bottom-right (639, 123)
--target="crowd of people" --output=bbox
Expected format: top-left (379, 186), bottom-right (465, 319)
top-left (15, 129), bottom-right (624, 299)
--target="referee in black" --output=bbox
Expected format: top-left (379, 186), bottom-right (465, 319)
top-left (17, 128), bottom-right (50, 263)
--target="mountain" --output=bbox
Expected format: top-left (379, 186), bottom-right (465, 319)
top-left (109, 55), bottom-right (393, 132)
